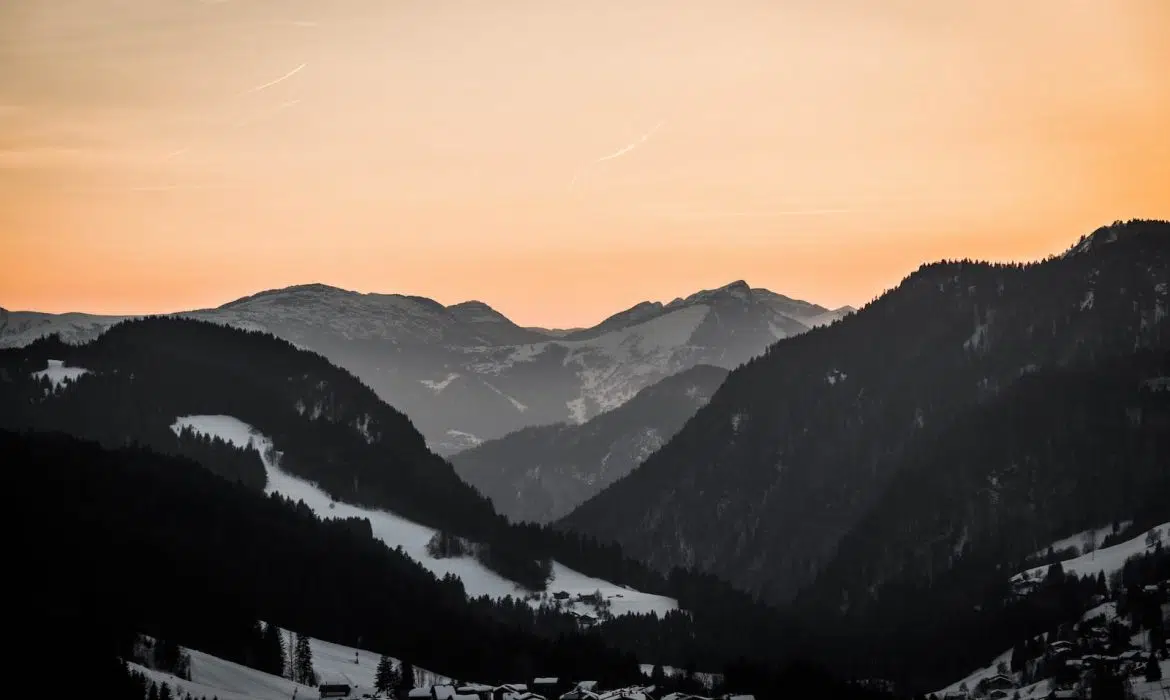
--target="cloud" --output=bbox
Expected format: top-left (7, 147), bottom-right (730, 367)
top-left (245, 63), bottom-right (307, 95)
top-left (570, 120), bottom-right (665, 190)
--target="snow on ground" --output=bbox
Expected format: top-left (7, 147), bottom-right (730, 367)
top-left (31, 358), bottom-right (89, 389)
top-left (1081, 601), bottom-right (1119, 623)
top-left (1130, 660), bottom-right (1170, 700)
top-left (420, 373), bottom-right (461, 393)
top-left (933, 648), bottom-right (1013, 696)
top-left (638, 664), bottom-right (721, 689)
top-left (1030, 523), bottom-right (1132, 560)
top-left (132, 637), bottom-right (453, 700)
top-left (171, 415), bottom-right (679, 618)
top-left (132, 648), bottom-right (311, 700)
top-left (1012, 523), bottom-right (1169, 586)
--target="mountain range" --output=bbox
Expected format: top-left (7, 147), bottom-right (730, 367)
top-left (0, 282), bottom-right (853, 455)
top-left (452, 364), bottom-right (730, 524)
top-left (559, 220), bottom-right (1170, 608)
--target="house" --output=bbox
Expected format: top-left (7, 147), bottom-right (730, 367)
top-left (989, 690), bottom-right (1010, 700)
top-left (559, 682), bottom-right (600, 700)
top-left (458, 684), bottom-right (494, 700)
top-left (533, 678), bottom-right (561, 696)
top-left (986, 674), bottom-right (1015, 691)
top-left (319, 684), bottom-right (352, 698)
top-left (408, 690), bottom-right (432, 700)
top-left (495, 685), bottom-right (529, 700)
top-left (434, 685), bottom-right (459, 700)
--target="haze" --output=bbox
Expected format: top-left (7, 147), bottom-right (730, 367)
top-left (2, 0), bottom-right (1168, 327)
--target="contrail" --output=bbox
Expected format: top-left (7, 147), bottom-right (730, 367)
top-left (245, 63), bottom-right (306, 94)
top-left (595, 120), bottom-right (664, 163)
top-left (570, 120), bottom-right (665, 190)
top-left (236, 99), bottom-right (302, 127)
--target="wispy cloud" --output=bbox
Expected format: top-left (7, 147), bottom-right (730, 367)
top-left (244, 63), bottom-right (307, 95)
top-left (645, 207), bottom-right (855, 221)
top-left (570, 120), bottom-right (665, 190)
top-left (235, 99), bottom-right (302, 128)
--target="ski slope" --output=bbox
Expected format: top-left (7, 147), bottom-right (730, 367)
top-left (171, 415), bottom-right (679, 618)
top-left (132, 635), bottom-right (452, 700)
top-left (1012, 523), bottom-right (1170, 586)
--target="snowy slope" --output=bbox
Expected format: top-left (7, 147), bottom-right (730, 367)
top-left (1012, 523), bottom-right (1169, 585)
top-left (31, 358), bottom-right (89, 389)
top-left (172, 415), bottom-right (679, 618)
top-left (1029, 522), bottom-right (1133, 560)
top-left (132, 636), bottom-right (452, 700)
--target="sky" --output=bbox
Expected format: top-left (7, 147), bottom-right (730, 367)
top-left (1, 0), bottom-right (1168, 327)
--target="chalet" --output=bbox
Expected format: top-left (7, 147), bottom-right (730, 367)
top-left (533, 678), bottom-right (561, 696)
top-left (1048, 640), bottom-right (1075, 657)
top-left (513, 694), bottom-right (547, 700)
top-left (940, 692), bottom-right (967, 700)
top-left (559, 682), bottom-right (600, 700)
top-left (553, 592), bottom-right (571, 601)
top-left (458, 684), bottom-right (494, 700)
top-left (318, 684), bottom-right (352, 698)
top-left (985, 674), bottom-right (1015, 691)
top-left (408, 690), bottom-right (432, 700)
top-left (988, 690), bottom-right (1010, 700)
top-left (495, 684), bottom-right (529, 700)
top-left (434, 685), bottom-right (459, 700)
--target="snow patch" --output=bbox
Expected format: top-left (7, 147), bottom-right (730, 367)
top-left (965, 322), bottom-right (989, 352)
top-left (483, 381), bottom-right (527, 412)
top-left (31, 359), bottom-right (89, 389)
top-left (1080, 290), bottom-right (1095, 311)
top-left (1029, 522), bottom-right (1132, 560)
top-left (566, 398), bottom-right (588, 424)
top-left (171, 415), bottom-right (678, 618)
top-left (1012, 522), bottom-right (1169, 586)
top-left (420, 373), bottom-right (460, 393)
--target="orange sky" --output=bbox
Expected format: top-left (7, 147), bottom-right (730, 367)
top-left (2, 0), bottom-right (1168, 327)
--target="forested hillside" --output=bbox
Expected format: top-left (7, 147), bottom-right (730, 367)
top-left (561, 220), bottom-right (1170, 604)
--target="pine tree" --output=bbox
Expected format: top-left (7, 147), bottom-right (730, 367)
top-left (375, 655), bottom-right (396, 694)
top-left (262, 623), bottom-right (286, 677)
top-left (398, 661), bottom-right (415, 694)
top-left (1147, 655), bottom-right (1163, 682)
top-left (651, 664), bottom-right (666, 686)
top-left (149, 682), bottom-right (160, 700)
top-left (159, 683), bottom-right (173, 700)
top-left (294, 634), bottom-right (316, 686)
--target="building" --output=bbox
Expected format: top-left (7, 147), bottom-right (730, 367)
top-left (318, 684), bottom-right (352, 698)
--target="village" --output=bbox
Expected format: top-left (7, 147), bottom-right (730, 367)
top-left (932, 577), bottom-right (1169, 700)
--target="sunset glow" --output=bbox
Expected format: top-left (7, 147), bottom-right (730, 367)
top-left (2, 0), bottom-right (1168, 326)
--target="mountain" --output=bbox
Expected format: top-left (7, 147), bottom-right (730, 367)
top-left (795, 353), bottom-right (1170, 688)
top-left (452, 364), bottom-right (729, 524)
top-left (1, 281), bottom-right (834, 454)
top-left (0, 316), bottom-right (700, 603)
top-left (558, 220), bottom-right (1170, 609)
top-left (11, 429), bottom-right (644, 687)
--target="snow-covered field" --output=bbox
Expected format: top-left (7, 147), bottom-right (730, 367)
top-left (171, 415), bottom-right (679, 618)
top-left (31, 358), bottom-right (89, 388)
top-left (1029, 523), bottom-right (1133, 561)
top-left (1012, 523), bottom-right (1170, 586)
top-left (132, 634), bottom-right (451, 700)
